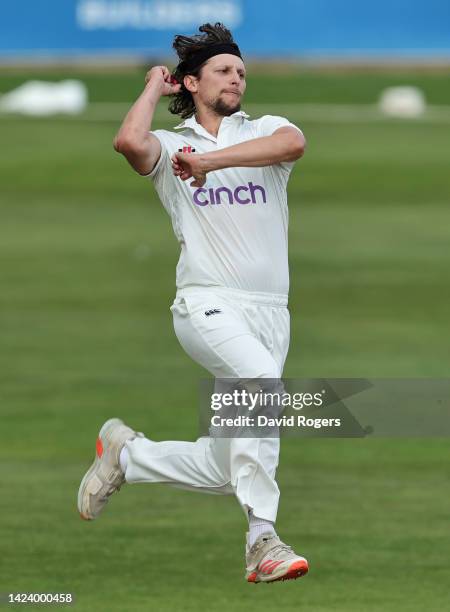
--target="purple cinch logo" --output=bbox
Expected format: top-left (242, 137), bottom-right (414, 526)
top-left (192, 182), bottom-right (267, 206)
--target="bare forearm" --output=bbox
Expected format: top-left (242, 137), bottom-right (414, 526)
top-left (114, 85), bottom-right (160, 150)
top-left (201, 133), bottom-right (305, 172)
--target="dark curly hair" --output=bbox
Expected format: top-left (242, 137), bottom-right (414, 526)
top-left (168, 22), bottom-right (239, 119)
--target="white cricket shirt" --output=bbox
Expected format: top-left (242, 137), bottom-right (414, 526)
top-left (145, 111), bottom-right (302, 296)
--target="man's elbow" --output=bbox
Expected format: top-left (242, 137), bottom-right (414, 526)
top-left (288, 133), bottom-right (306, 161)
top-left (113, 135), bottom-right (123, 153)
top-left (113, 134), bottom-right (132, 154)
top-left (113, 134), bottom-right (146, 158)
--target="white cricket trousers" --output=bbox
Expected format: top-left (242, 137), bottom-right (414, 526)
top-left (124, 286), bottom-right (290, 523)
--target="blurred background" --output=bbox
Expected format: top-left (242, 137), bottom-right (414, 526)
top-left (1, 1), bottom-right (449, 610)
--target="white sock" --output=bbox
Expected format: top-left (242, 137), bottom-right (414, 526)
top-left (248, 510), bottom-right (276, 548)
top-left (119, 446), bottom-right (128, 474)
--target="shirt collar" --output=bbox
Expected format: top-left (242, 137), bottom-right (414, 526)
top-left (174, 110), bottom-right (250, 140)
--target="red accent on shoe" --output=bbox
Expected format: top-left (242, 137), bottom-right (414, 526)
top-left (247, 572), bottom-right (258, 583)
top-left (258, 559), bottom-right (273, 571)
top-left (96, 437), bottom-right (103, 458)
top-left (269, 559), bottom-right (309, 582)
top-left (260, 559), bottom-right (276, 572)
top-left (263, 560), bottom-right (283, 574)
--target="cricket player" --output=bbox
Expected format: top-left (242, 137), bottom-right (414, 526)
top-left (78, 23), bottom-right (308, 584)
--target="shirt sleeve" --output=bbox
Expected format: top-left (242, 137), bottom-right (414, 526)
top-left (141, 129), bottom-right (170, 181)
top-left (140, 129), bottom-right (176, 215)
top-left (255, 115), bottom-right (304, 173)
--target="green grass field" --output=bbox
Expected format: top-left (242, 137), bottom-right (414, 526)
top-left (1, 68), bottom-right (449, 611)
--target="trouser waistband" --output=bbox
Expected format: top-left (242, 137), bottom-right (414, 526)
top-left (176, 286), bottom-right (288, 307)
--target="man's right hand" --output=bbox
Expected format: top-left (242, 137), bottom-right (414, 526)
top-left (144, 66), bottom-right (182, 97)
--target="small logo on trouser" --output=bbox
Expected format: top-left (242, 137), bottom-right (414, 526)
top-left (205, 309), bottom-right (222, 317)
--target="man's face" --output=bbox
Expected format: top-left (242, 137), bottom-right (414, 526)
top-left (186, 53), bottom-right (247, 116)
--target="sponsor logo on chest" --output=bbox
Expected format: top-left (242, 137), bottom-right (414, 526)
top-left (192, 182), bottom-right (267, 206)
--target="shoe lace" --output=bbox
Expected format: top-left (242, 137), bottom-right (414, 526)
top-left (266, 541), bottom-right (294, 560)
top-left (99, 475), bottom-right (124, 503)
top-left (251, 536), bottom-right (294, 563)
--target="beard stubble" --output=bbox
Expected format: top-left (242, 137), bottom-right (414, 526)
top-left (209, 94), bottom-right (241, 117)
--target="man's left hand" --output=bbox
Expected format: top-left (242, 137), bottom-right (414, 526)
top-left (171, 152), bottom-right (207, 188)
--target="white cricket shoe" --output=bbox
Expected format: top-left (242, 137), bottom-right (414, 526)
top-left (77, 418), bottom-right (143, 520)
top-left (245, 532), bottom-right (309, 583)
